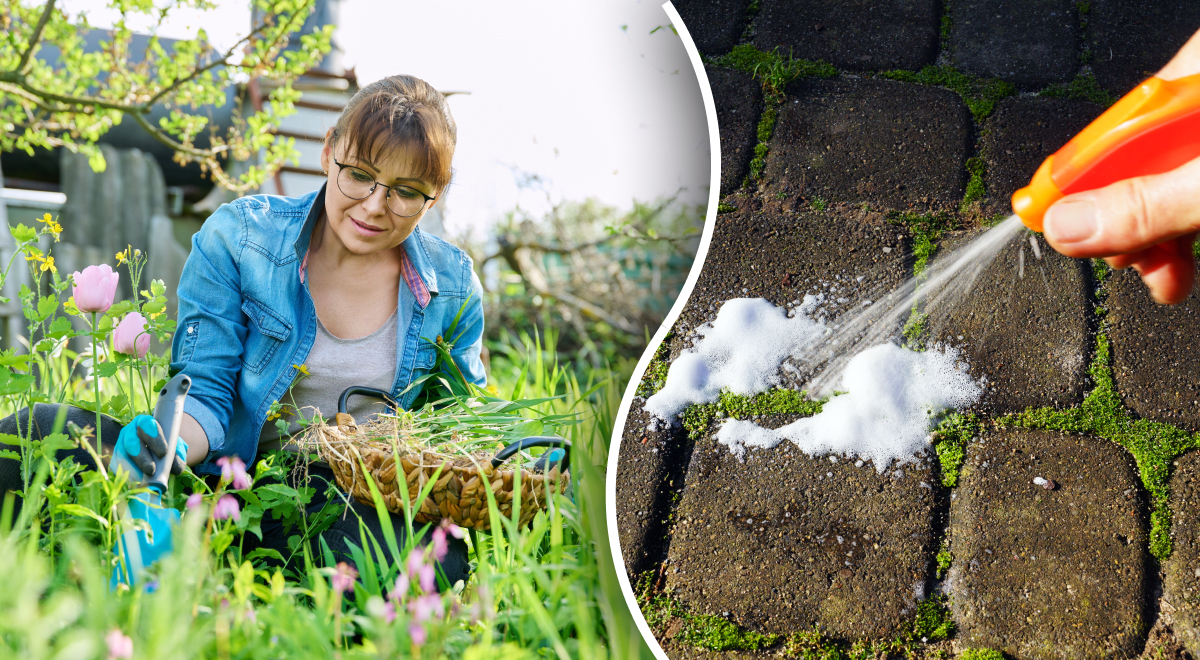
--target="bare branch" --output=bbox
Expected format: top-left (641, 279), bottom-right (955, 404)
top-left (14, 0), bottom-right (57, 75)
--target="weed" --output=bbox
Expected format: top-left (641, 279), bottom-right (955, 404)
top-left (718, 202), bottom-right (736, 214)
top-left (784, 627), bottom-right (845, 659)
top-left (961, 156), bottom-right (987, 213)
top-left (878, 66), bottom-right (1016, 122)
top-left (636, 332), bottom-right (673, 397)
top-left (1040, 71), bottom-right (1118, 107)
top-left (812, 197), bottom-right (828, 211)
top-left (941, 13), bottom-right (952, 42)
top-left (936, 543), bottom-right (953, 579)
top-left (961, 649), bottom-right (1005, 660)
top-left (931, 412), bottom-right (980, 487)
top-left (682, 388), bottom-right (824, 440)
top-left (638, 578), bottom-right (780, 652)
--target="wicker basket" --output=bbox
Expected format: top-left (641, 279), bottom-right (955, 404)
top-left (300, 387), bottom-right (571, 531)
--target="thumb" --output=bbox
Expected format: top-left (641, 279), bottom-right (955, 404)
top-left (1042, 154), bottom-right (1200, 259)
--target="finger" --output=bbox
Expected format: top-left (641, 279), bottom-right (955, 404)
top-left (1043, 155), bottom-right (1200, 259)
top-left (171, 454), bottom-right (186, 476)
top-left (132, 446), bottom-right (157, 476)
top-left (1128, 235), bottom-right (1198, 305)
top-left (137, 420), bottom-right (168, 458)
top-left (1105, 249), bottom-right (1147, 271)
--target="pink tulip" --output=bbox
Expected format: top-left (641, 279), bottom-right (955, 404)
top-left (332, 562), bottom-right (358, 595)
top-left (105, 629), bottom-right (133, 659)
top-left (71, 264), bottom-right (119, 314)
top-left (213, 494), bottom-right (240, 521)
top-left (112, 312), bottom-right (150, 358)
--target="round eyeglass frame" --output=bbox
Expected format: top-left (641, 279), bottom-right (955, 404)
top-left (333, 159), bottom-right (437, 218)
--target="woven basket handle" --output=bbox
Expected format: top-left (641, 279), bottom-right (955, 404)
top-left (491, 436), bottom-right (571, 472)
top-left (338, 386), bottom-right (398, 415)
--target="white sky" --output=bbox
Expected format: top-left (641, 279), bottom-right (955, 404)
top-left (56, 0), bottom-right (711, 234)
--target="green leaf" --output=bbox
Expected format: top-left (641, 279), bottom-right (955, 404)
top-left (0, 352), bottom-right (31, 369)
top-left (150, 279), bottom-right (166, 297)
top-left (10, 224), bottom-right (36, 243)
top-left (105, 300), bottom-right (135, 318)
top-left (94, 361), bottom-right (122, 378)
top-left (53, 503), bottom-right (110, 528)
top-left (45, 316), bottom-right (75, 340)
top-left (0, 450), bottom-right (19, 461)
top-left (141, 299), bottom-right (166, 316)
top-left (0, 369), bottom-right (37, 397)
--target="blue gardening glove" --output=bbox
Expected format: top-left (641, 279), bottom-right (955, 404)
top-left (113, 415), bottom-right (188, 480)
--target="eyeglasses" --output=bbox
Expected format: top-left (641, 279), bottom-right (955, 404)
top-left (333, 160), bottom-right (436, 218)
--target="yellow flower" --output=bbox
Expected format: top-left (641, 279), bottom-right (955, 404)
top-left (41, 256), bottom-right (55, 273)
top-left (115, 250), bottom-right (127, 265)
top-left (266, 410), bottom-right (281, 422)
top-left (38, 213), bottom-right (62, 241)
top-left (294, 364), bottom-right (310, 377)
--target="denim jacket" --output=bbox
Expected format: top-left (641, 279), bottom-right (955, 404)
top-left (170, 185), bottom-right (486, 477)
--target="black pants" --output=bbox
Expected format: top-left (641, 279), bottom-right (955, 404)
top-left (0, 404), bottom-right (470, 587)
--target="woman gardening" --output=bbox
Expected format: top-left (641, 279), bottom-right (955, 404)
top-left (0, 74), bottom-right (485, 586)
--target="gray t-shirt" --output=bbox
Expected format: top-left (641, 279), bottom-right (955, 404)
top-left (259, 309), bottom-right (397, 450)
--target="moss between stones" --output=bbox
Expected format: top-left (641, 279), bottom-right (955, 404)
top-left (876, 66), bottom-right (1016, 122)
top-left (961, 156), bottom-right (987, 214)
top-left (931, 412), bottom-right (980, 487)
top-left (960, 649), bottom-right (1004, 660)
top-left (776, 597), bottom-right (955, 658)
top-left (681, 388), bottom-right (824, 440)
top-left (708, 45), bottom-right (837, 181)
top-left (890, 210), bottom-right (957, 348)
top-left (1040, 70), bottom-right (1118, 107)
top-left (717, 202), bottom-right (736, 214)
top-left (996, 261), bottom-right (1200, 559)
top-left (935, 542), bottom-right (953, 579)
top-left (635, 332), bottom-right (673, 398)
top-left (637, 575), bottom-right (780, 652)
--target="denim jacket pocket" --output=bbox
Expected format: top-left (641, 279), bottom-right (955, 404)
top-left (241, 296), bottom-right (292, 374)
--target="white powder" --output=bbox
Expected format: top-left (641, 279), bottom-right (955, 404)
top-left (643, 297), bottom-right (827, 420)
top-left (715, 343), bottom-right (980, 472)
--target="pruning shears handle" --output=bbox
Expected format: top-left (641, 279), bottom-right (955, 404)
top-left (145, 375), bottom-right (191, 494)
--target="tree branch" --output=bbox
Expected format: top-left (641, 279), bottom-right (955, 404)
top-left (131, 111), bottom-right (223, 160)
top-left (15, 0), bottom-right (57, 75)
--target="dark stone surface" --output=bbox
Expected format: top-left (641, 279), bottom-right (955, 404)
top-left (1164, 451), bottom-right (1200, 657)
top-left (947, 429), bottom-right (1148, 658)
top-left (762, 77), bottom-right (971, 212)
top-left (663, 206), bottom-right (913, 363)
top-left (754, 0), bottom-right (940, 72)
top-left (617, 401), bottom-right (691, 577)
top-left (665, 414), bottom-right (939, 641)
top-left (674, 0), bottom-right (754, 57)
top-left (950, 0), bottom-right (1080, 90)
top-left (925, 228), bottom-right (1094, 414)
top-left (1107, 269), bottom-right (1200, 432)
top-left (981, 96), bottom-right (1104, 215)
top-left (1088, 0), bottom-right (1200, 94)
top-left (707, 66), bottom-right (763, 197)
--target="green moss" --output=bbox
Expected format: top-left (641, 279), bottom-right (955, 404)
top-left (635, 333), bottom-right (673, 397)
top-left (877, 66), bottom-right (1016, 122)
top-left (717, 202), bottom-right (736, 214)
top-left (1076, 0), bottom-right (1090, 15)
top-left (961, 156), bottom-right (987, 213)
top-left (1040, 71), bottom-right (1118, 107)
top-left (812, 196), bottom-right (828, 211)
top-left (709, 45), bottom-right (836, 181)
top-left (784, 628), bottom-right (845, 659)
top-left (912, 597), bottom-right (955, 642)
top-left (998, 332), bottom-right (1200, 559)
top-left (961, 649), bottom-right (1005, 660)
top-left (681, 388), bottom-right (824, 440)
top-left (935, 542), bottom-right (953, 579)
top-left (932, 412), bottom-right (980, 487)
top-left (1193, 238), bottom-right (1199, 260)
top-left (637, 576), bottom-right (779, 652)
top-left (902, 308), bottom-right (928, 349)
top-left (940, 13), bottom-right (952, 42)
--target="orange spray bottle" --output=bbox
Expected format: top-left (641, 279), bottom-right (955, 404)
top-left (1012, 72), bottom-right (1200, 232)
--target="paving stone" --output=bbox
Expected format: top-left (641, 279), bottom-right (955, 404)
top-left (674, 0), bottom-right (754, 56)
top-left (753, 0), bottom-right (940, 72)
top-left (981, 96), bottom-right (1104, 216)
top-left (762, 77), bottom-right (971, 213)
top-left (950, 0), bottom-right (1080, 90)
top-left (1164, 451), bottom-right (1200, 657)
top-left (663, 206), bottom-right (912, 363)
top-left (664, 413), bottom-right (940, 641)
top-left (617, 401), bottom-right (691, 577)
top-left (707, 66), bottom-right (763, 197)
top-left (947, 428), bottom-right (1148, 658)
top-left (924, 228), bottom-right (1093, 414)
top-left (1107, 269), bottom-right (1200, 432)
top-left (1088, 0), bottom-right (1200, 95)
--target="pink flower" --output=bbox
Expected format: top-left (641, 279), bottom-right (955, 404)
top-left (216, 456), bottom-right (252, 490)
top-left (406, 549), bottom-right (425, 578)
top-left (71, 264), bottom-right (119, 314)
top-left (112, 312), bottom-right (150, 358)
top-left (105, 629), bottom-right (133, 659)
top-left (440, 518), bottom-right (465, 539)
top-left (213, 494), bottom-right (240, 521)
top-left (391, 573), bottom-right (410, 599)
top-left (432, 527), bottom-right (448, 561)
top-left (409, 593), bottom-right (444, 622)
top-left (418, 563), bottom-right (436, 594)
top-left (331, 562), bottom-right (357, 595)
top-left (185, 493), bottom-right (202, 510)
top-left (382, 600), bottom-right (396, 624)
top-left (409, 621), bottom-right (427, 646)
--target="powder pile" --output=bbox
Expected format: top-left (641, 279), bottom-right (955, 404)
top-left (644, 297), bottom-right (982, 471)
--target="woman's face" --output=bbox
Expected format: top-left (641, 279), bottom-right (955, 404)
top-left (318, 139), bottom-right (438, 255)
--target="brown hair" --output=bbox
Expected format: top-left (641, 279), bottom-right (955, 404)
top-left (327, 75), bottom-right (456, 194)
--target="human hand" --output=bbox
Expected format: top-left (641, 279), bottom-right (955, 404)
top-left (112, 414), bottom-right (188, 480)
top-left (1042, 27), bottom-right (1200, 305)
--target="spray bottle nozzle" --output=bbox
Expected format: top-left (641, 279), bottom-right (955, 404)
top-left (1012, 72), bottom-right (1200, 232)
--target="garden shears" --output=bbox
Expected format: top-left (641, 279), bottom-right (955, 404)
top-left (109, 374), bottom-right (191, 589)
top-left (1013, 72), bottom-right (1200, 230)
